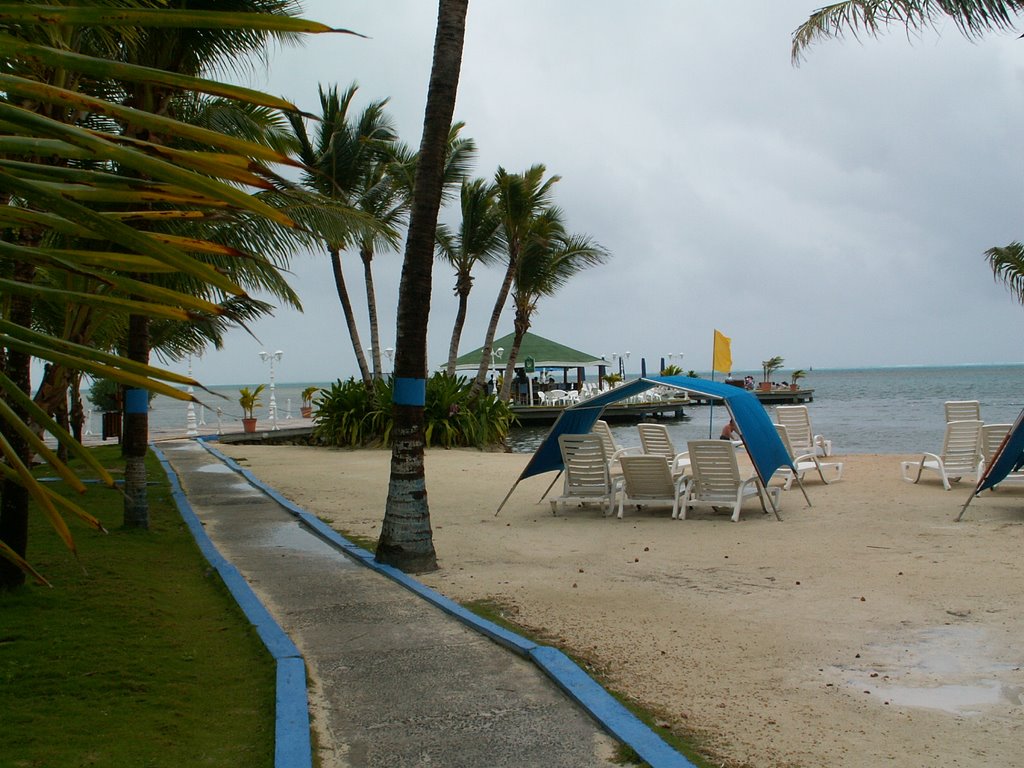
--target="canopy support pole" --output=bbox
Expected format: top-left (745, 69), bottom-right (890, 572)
top-left (794, 474), bottom-right (812, 508)
top-left (538, 471), bottom-right (562, 503)
top-left (956, 493), bottom-right (976, 522)
top-left (495, 480), bottom-right (521, 516)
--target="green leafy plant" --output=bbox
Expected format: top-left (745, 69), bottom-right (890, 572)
top-left (761, 356), bottom-right (785, 383)
top-left (790, 369), bottom-right (807, 386)
top-left (659, 364), bottom-right (683, 376)
top-left (301, 385), bottom-right (320, 408)
top-left (313, 374), bottom-right (514, 448)
top-left (602, 372), bottom-right (623, 387)
top-left (238, 384), bottom-right (265, 420)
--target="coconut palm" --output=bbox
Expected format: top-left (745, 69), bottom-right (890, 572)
top-left (0, 4), bottom-right (343, 587)
top-left (498, 211), bottom-right (609, 400)
top-left (376, 0), bottom-right (469, 573)
top-left (468, 164), bottom-right (561, 398)
top-left (792, 0), bottom-right (1023, 62)
top-left (986, 242), bottom-right (1024, 301)
top-left (288, 83), bottom-right (398, 387)
top-left (437, 177), bottom-right (505, 374)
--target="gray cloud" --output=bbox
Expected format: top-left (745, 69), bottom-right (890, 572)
top-left (191, 1), bottom-right (1024, 386)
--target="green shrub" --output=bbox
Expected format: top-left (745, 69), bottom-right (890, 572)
top-left (313, 374), bottom-right (514, 449)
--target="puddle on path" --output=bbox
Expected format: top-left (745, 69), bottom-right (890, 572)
top-left (196, 463), bottom-right (233, 474)
top-left (840, 626), bottom-right (1024, 715)
top-left (260, 522), bottom-right (358, 564)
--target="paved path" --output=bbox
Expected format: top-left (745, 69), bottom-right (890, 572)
top-left (157, 439), bottom-right (694, 768)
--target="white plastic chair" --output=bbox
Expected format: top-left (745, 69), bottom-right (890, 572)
top-left (682, 440), bottom-right (779, 522)
top-left (775, 405), bottom-right (832, 457)
top-left (637, 423), bottom-right (690, 476)
top-left (772, 424), bottom-right (843, 491)
top-left (616, 455), bottom-right (690, 519)
top-left (590, 419), bottom-right (642, 475)
top-left (549, 434), bottom-right (619, 515)
top-left (945, 400), bottom-right (981, 422)
top-left (979, 423), bottom-right (1024, 488)
top-left (900, 419), bottom-right (983, 490)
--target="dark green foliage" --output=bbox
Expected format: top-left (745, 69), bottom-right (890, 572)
top-left (313, 373), bottom-right (515, 448)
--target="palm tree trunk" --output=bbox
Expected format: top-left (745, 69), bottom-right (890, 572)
top-left (0, 260), bottom-right (35, 589)
top-left (360, 243), bottom-right (383, 380)
top-left (445, 284), bottom-right (471, 375)
top-left (377, 0), bottom-right (468, 573)
top-left (467, 254), bottom-right (516, 399)
top-left (497, 311), bottom-right (530, 401)
top-left (122, 312), bottom-right (149, 529)
top-left (330, 246), bottom-right (373, 387)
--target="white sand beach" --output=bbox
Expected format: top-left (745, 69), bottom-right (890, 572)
top-left (216, 444), bottom-right (1024, 768)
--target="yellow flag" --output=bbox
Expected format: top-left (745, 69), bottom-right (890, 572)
top-left (712, 329), bottom-right (732, 374)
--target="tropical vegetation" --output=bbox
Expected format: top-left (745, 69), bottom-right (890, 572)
top-left (761, 355), bottom-right (785, 384)
top-left (0, 4), bottom-right (348, 587)
top-left (313, 373), bottom-right (515, 449)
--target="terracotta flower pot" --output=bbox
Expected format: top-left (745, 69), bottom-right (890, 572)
top-left (242, 417), bottom-right (257, 433)
top-left (759, 382), bottom-right (772, 392)
top-left (300, 406), bottom-right (312, 418)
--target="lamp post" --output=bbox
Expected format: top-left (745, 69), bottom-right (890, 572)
top-left (185, 353), bottom-right (198, 436)
top-left (384, 347), bottom-right (394, 375)
top-left (490, 346), bottom-right (504, 383)
top-left (258, 349), bottom-right (283, 430)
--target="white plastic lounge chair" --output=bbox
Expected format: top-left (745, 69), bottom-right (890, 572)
top-left (900, 419), bottom-right (983, 490)
top-left (772, 424), bottom-right (844, 491)
top-left (590, 419), bottom-right (641, 475)
top-left (978, 423), bottom-right (1024, 488)
top-left (775, 405), bottom-right (832, 457)
top-left (616, 455), bottom-right (690, 519)
top-left (637, 423), bottom-right (690, 476)
top-left (682, 439), bottom-right (780, 522)
top-left (944, 400), bottom-right (981, 422)
top-left (550, 434), bottom-right (618, 515)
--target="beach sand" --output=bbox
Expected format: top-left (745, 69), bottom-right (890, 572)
top-left (216, 444), bottom-right (1024, 768)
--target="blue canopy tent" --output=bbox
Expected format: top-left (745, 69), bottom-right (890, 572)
top-left (496, 375), bottom-right (801, 516)
top-left (958, 407), bottom-right (1024, 521)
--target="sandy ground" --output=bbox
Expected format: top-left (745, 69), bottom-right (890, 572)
top-left (216, 443), bottom-right (1024, 768)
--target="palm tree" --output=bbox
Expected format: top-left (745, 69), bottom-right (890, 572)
top-left (376, 0), bottom-right (469, 573)
top-left (0, 5), bottom-right (342, 587)
top-left (498, 212), bottom-right (609, 400)
top-left (437, 177), bottom-right (505, 374)
top-left (468, 164), bottom-right (561, 398)
top-left (288, 83), bottom-right (398, 388)
top-left (986, 242), bottom-right (1024, 301)
top-left (792, 0), bottom-right (1023, 62)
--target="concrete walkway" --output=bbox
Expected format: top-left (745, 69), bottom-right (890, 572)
top-left (156, 438), bottom-right (694, 768)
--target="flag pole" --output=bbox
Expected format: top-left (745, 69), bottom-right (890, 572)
top-left (709, 331), bottom-right (716, 437)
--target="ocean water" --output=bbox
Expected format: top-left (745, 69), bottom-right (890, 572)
top-left (115, 365), bottom-right (1024, 455)
top-left (507, 365), bottom-right (1024, 456)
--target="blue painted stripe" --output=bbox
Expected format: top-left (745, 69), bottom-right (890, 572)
top-left (196, 439), bottom-right (695, 765)
top-left (393, 376), bottom-right (426, 406)
top-left (124, 387), bottom-right (148, 414)
top-left (151, 444), bottom-right (312, 768)
top-left (531, 646), bottom-right (695, 767)
top-left (275, 657), bottom-right (313, 768)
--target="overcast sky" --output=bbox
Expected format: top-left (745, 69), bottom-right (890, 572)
top-left (186, 1), bottom-right (1024, 386)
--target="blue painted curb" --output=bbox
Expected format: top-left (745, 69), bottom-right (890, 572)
top-left (151, 444), bottom-right (312, 768)
top-left (197, 439), bottom-right (697, 768)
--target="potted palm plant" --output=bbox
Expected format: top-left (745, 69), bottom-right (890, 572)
top-left (238, 384), bottom-right (265, 433)
top-left (790, 369), bottom-right (806, 391)
top-left (760, 356), bottom-right (784, 391)
top-left (300, 385), bottom-right (319, 418)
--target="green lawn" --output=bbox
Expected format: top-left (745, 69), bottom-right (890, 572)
top-left (0, 446), bottom-right (275, 768)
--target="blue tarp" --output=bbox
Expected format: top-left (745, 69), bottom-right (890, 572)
top-left (960, 407), bottom-right (1024, 520)
top-left (516, 375), bottom-right (793, 486)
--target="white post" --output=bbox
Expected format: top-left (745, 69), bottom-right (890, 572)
top-left (259, 349), bottom-right (283, 431)
top-left (185, 353), bottom-right (198, 436)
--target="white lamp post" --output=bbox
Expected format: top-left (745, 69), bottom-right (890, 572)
top-left (259, 349), bottom-right (283, 430)
top-left (385, 346), bottom-right (395, 375)
top-left (185, 353), bottom-right (198, 436)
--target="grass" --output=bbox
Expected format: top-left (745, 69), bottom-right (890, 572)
top-left (0, 446), bottom-right (275, 768)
